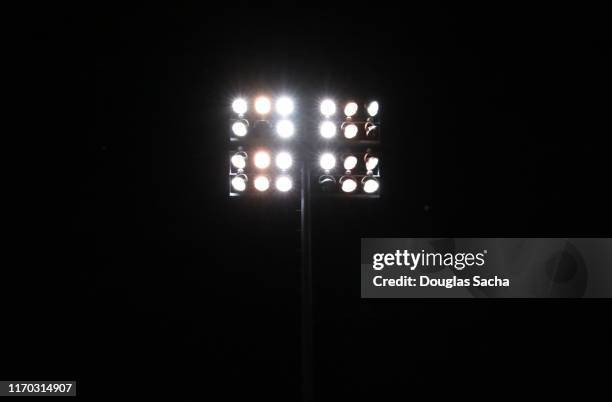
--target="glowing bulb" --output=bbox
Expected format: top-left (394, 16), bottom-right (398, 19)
top-left (363, 178), bottom-right (380, 193)
top-left (319, 121), bottom-right (336, 139)
top-left (276, 120), bottom-right (295, 138)
top-left (343, 155), bottom-right (358, 171)
top-left (367, 101), bottom-right (379, 117)
top-left (275, 175), bottom-right (293, 192)
top-left (231, 153), bottom-right (246, 169)
top-left (320, 99), bottom-right (336, 117)
top-left (232, 98), bottom-right (248, 115)
top-left (344, 102), bottom-right (358, 117)
top-left (343, 123), bottom-right (358, 139)
top-left (341, 177), bottom-right (357, 193)
top-left (275, 152), bottom-right (293, 170)
top-left (276, 97), bottom-right (294, 116)
top-left (319, 153), bottom-right (336, 170)
top-left (255, 96), bottom-right (271, 114)
top-left (254, 151), bottom-right (271, 169)
top-left (231, 175), bottom-right (247, 192)
top-left (231, 121), bottom-right (248, 137)
top-left (254, 176), bottom-right (270, 192)
top-left (365, 155), bottom-right (379, 171)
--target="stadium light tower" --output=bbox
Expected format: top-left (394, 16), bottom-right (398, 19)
top-left (228, 93), bottom-right (381, 402)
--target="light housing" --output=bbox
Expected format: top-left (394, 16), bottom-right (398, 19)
top-left (344, 102), bottom-right (358, 117)
top-left (343, 123), bottom-right (358, 139)
top-left (365, 154), bottom-right (379, 171)
top-left (340, 176), bottom-right (358, 193)
top-left (319, 121), bottom-right (336, 139)
top-left (231, 174), bottom-right (247, 192)
top-left (231, 152), bottom-right (247, 170)
top-left (275, 175), bottom-right (293, 192)
top-left (275, 97), bottom-right (294, 116)
top-left (343, 155), bottom-right (358, 171)
top-left (366, 101), bottom-right (379, 117)
top-left (319, 153), bottom-right (336, 171)
top-left (255, 96), bottom-right (271, 115)
top-left (231, 120), bottom-right (248, 137)
top-left (320, 99), bottom-right (336, 117)
top-left (232, 98), bottom-right (248, 115)
top-left (362, 177), bottom-right (380, 193)
top-left (254, 151), bottom-right (271, 169)
top-left (275, 152), bottom-right (293, 170)
top-left (276, 120), bottom-right (295, 138)
top-left (318, 175), bottom-right (336, 192)
top-left (254, 175), bottom-right (270, 192)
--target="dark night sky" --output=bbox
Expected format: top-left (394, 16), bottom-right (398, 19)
top-left (5, 2), bottom-right (612, 400)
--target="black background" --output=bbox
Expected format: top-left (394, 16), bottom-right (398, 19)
top-left (5, 1), bottom-right (611, 400)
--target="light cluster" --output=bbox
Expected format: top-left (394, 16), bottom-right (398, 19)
top-left (229, 149), bottom-right (295, 195)
top-left (317, 151), bottom-right (380, 194)
top-left (230, 96), bottom-right (297, 140)
top-left (318, 99), bottom-right (380, 141)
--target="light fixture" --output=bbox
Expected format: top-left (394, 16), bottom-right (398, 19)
top-left (275, 151), bottom-right (293, 170)
top-left (365, 154), bottom-right (379, 171)
top-left (255, 96), bottom-right (271, 115)
top-left (319, 121), bottom-right (336, 139)
top-left (343, 155), bottom-right (358, 171)
top-left (231, 120), bottom-right (248, 137)
top-left (366, 101), bottom-right (379, 117)
top-left (276, 96), bottom-right (294, 116)
top-left (343, 123), bottom-right (358, 139)
top-left (276, 120), bottom-right (295, 138)
top-left (344, 102), bottom-right (358, 117)
top-left (365, 122), bottom-right (378, 137)
top-left (254, 175), bottom-right (270, 192)
top-left (232, 98), bottom-right (248, 115)
top-left (319, 153), bottom-right (336, 171)
top-left (340, 176), bottom-right (358, 193)
top-left (276, 175), bottom-right (293, 192)
top-left (320, 99), bottom-right (336, 117)
top-left (254, 151), bottom-right (271, 169)
top-left (231, 174), bottom-right (247, 192)
top-left (318, 175), bottom-right (336, 192)
top-left (230, 152), bottom-right (247, 170)
top-left (363, 177), bottom-right (380, 193)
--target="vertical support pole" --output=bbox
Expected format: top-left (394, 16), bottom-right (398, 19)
top-left (300, 160), bottom-right (313, 402)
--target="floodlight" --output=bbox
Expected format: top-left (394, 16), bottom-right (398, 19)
top-left (232, 98), bottom-right (248, 115)
top-left (366, 101), bottom-right (379, 117)
top-left (344, 102), bottom-right (358, 117)
top-left (276, 97), bottom-right (294, 116)
top-left (276, 120), bottom-right (295, 138)
top-left (343, 155), bottom-right (358, 171)
top-left (319, 121), bottom-right (337, 139)
top-left (254, 151), bottom-right (271, 169)
top-left (231, 120), bottom-right (248, 137)
top-left (276, 175), bottom-right (293, 192)
top-left (365, 154), bottom-right (379, 171)
top-left (254, 175), bottom-right (270, 192)
top-left (363, 177), bottom-right (380, 193)
top-left (255, 96), bottom-right (271, 115)
top-left (320, 99), bottom-right (336, 117)
top-left (340, 176), bottom-right (358, 193)
top-left (365, 122), bottom-right (378, 137)
top-left (343, 123), bottom-right (358, 139)
top-left (231, 174), bottom-right (247, 192)
top-left (319, 175), bottom-right (336, 192)
top-left (231, 152), bottom-right (247, 170)
top-left (275, 151), bottom-right (293, 170)
top-left (319, 153), bottom-right (336, 170)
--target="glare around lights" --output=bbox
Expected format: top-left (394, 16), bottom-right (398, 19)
top-left (363, 177), bottom-right (380, 193)
top-left (231, 153), bottom-right (247, 169)
top-left (275, 152), bottom-right (293, 170)
top-left (231, 175), bottom-right (247, 192)
top-left (255, 96), bottom-right (271, 114)
top-left (320, 99), bottom-right (336, 117)
top-left (319, 121), bottom-right (337, 139)
top-left (254, 176), bottom-right (270, 192)
top-left (319, 153), bottom-right (336, 170)
top-left (367, 101), bottom-right (379, 117)
top-left (254, 151), bottom-right (271, 169)
top-left (343, 123), bottom-right (358, 139)
top-left (343, 155), bottom-right (358, 171)
top-left (341, 177), bottom-right (358, 193)
top-left (276, 120), bottom-right (295, 138)
top-left (276, 97), bottom-right (294, 116)
top-left (231, 121), bottom-right (248, 137)
top-left (276, 175), bottom-right (293, 192)
top-left (232, 98), bottom-right (248, 115)
top-left (365, 155), bottom-right (379, 171)
top-left (344, 102), bottom-right (358, 117)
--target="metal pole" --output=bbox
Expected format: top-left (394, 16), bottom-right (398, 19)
top-left (300, 160), bottom-right (313, 402)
